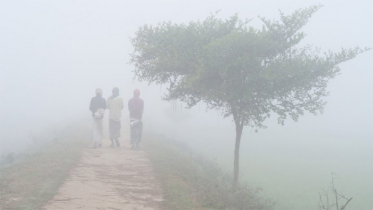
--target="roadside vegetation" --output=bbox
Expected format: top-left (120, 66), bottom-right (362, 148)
top-left (0, 127), bottom-right (86, 210)
top-left (144, 134), bottom-right (274, 210)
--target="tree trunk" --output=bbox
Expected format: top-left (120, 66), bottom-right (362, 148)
top-left (232, 120), bottom-right (243, 190)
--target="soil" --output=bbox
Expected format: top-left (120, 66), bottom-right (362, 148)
top-left (43, 142), bottom-right (163, 210)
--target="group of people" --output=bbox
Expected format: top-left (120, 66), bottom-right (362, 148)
top-left (89, 87), bottom-right (144, 149)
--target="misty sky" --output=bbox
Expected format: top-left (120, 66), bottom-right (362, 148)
top-left (1, 0), bottom-right (371, 147)
top-left (0, 1), bottom-right (372, 209)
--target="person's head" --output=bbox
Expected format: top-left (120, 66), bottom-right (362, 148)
top-left (112, 87), bottom-right (119, 95)
top-left (134, 89), bottom-right (140, 97)
top-left (95, 88), bottom-right (102, 96)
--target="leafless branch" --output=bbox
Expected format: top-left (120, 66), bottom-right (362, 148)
top-left (318, 173), bottom-right (353, 210)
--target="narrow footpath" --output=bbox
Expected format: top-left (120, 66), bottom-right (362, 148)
top-left (43, 142), bottom-right (163, 210)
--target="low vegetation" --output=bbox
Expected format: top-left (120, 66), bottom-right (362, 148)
top-left (0, 128), bottom-right (86, 210)
top-left (144, 134), bottom-right (274, 210)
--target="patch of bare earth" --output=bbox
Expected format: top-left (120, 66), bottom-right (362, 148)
top-left (43, 144), bottom-right (163, 210)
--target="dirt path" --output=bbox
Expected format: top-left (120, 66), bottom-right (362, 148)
top-left (43, 142), bottom-right (163, 210)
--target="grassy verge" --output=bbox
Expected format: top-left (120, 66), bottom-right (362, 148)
top-left (144, 134), bottom-right (274, 210)
top-left (0, 128), bottom-right (86, 210)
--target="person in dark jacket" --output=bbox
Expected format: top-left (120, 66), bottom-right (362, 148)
top-left (128, 89), bottom-right (144, 149)
top-left (89, 88), bottom-right (106, 148)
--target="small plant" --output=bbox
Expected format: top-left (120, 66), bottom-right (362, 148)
top-left (318, 173), bottom-right (353, 210)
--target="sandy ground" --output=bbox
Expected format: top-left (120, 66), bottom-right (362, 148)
top-left (43, 141), bottom-right (163, 210)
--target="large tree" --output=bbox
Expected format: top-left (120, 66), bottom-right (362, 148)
top-left (130, 5), bottom-right (368, 189)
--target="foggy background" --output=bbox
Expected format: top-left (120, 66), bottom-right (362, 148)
top-left (1, 0), bottom-right (372, 209)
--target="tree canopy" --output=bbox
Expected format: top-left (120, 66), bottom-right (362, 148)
top-left (130, 5), bottom-right (366, 128)
top-left (130, 5), bottom-right (369, 188)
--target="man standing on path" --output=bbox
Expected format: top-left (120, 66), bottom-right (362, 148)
top-left (89, 88), bottom-right (106, 149)
top-left (128, 89), bottom-right (144, 149)
top-left (107, 87), bottom-right (124, 147)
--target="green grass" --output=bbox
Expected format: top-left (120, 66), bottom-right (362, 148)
top-left (0, 128), bottom-right (86, 210)
top-left (144, 134), bottom-right (274, 210)
top-left (144, 135), bottom-right (201, 210)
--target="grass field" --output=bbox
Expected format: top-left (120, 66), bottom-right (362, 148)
top-left (144, 133), bottom-right (274, 210)
top-left (4, 125), bottom-right (364, 210)
top-left (0, 128), bottom-right (86, 210)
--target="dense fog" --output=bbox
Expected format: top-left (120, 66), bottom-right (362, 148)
top-left (0, 1), bottom-right (372, 209)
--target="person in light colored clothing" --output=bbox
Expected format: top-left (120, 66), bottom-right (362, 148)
top-left (128, 89), bottom-right (144, 149)
top-left (89, 88), bottom-right (106, 148)
top-left (107, 87), bottom-right (124, 147)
